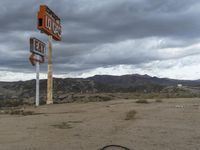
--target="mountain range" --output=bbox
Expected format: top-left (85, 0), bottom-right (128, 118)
top-left (1, 74), bottom-right (200, 105)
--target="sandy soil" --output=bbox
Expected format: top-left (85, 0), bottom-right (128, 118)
top-left (0, 98), bottom-right (200, 150)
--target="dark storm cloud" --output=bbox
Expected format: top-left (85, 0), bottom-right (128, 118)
top-left (60, 0), bottom-right (200, 43)
top-left (1, 0), bottom-right (200, 75)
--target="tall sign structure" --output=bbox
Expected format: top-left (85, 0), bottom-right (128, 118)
top-left (29, 38), bottom-right (46, 106)
top-left (37, 5), bottom-right (62, 104)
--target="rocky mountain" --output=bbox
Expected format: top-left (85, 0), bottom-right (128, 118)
top-left (1, 74), bottom-right (200, 106)
top-left (89, 74), bottom-right (200, 87)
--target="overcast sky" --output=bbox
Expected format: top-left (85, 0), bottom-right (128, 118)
top-left (1, 0), bottom-right (200, 81)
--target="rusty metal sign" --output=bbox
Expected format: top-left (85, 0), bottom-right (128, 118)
top-left (37, 5), bottom-right (61, 41)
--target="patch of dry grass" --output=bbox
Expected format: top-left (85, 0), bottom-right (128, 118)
top-left (125, 110), bottom-right (137, 120)
top-left (51, 122), bottom-right (73, 129)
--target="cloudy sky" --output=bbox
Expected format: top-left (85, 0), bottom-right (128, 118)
top-left (1, 0), bottom-right (200, 81)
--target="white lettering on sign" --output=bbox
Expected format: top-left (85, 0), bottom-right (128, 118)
top-left (30, 38), bottom-right (46, 57)
top-left (45, 15), bottom-right (61, 38)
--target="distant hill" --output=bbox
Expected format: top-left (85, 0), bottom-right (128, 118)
top-left (1, 74), bottom-right (200, 105)
top-left (89, 74), bottom-right (200, 87)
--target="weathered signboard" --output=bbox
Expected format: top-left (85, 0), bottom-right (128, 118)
top-left (30, 37), bottom-right (46, 57)
top-left (37, 5), bottom-right (61, 41)
top-left (29, 37), bottom-right (46, 106)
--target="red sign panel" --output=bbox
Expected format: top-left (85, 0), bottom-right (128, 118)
top-left (37, 5), bottom-right (61, 41)
top-left (29, 53), bottom-right (45, 66)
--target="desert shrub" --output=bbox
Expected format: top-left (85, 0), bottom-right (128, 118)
top-left (125, 110), bottom-right (137, 120)
top-left (9, 110), bottom-right (24, 115)
top-left (155, 99), bottom-right (162, 103)
top-left (0, 99), bottom-right (24, 108)
top-left (40, 99), bottom-right (47, 105)
top-left (98, 95), bottom-right (112, 101)
top-left (1, 109), bottom-right (35, 116)
top-left (88, 95), bottom-right (112, 102)
top-left (21, 111), bottom-right (35, 116)
top-left (136, 99), bottom-right (149, 104)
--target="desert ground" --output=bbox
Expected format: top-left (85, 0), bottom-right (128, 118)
top-left (0, 98), bottom-right (200, 150)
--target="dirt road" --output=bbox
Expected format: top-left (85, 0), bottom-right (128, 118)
top-left (0, 98), bottom-right (200, 150)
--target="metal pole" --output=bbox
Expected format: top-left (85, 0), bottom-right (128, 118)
top-left (36, 55), bottom-right (40, 106)
top-left (47, 35), bottom-right (53, 104)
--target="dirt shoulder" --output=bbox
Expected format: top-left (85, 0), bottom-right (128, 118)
top-left (0, 98), bottom-right (200, 150)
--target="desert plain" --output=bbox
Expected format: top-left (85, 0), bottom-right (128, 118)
top-left (0, 98), bottom-right (200, 150)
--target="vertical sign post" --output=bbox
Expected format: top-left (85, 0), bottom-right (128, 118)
top-left (36, 55), bottom-right (40, 106)
top-left (37, 5), bottom-right (62, 104)
top-left (47, 35), bottom-right (53, 104)
top-left (29, 38), bottom-right (46, 106)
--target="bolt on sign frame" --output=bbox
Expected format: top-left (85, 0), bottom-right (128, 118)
top-left (37, 5), bottom-right (62, 104)
top-left (29, 37), bottom-right (46, 106)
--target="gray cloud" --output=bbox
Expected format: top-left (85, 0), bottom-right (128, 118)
top-left (1, 0), bottom-right (200, 79)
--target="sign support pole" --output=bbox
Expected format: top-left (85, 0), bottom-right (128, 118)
top-left (36, 55), bottom-right (40, 106)
top-left (47, 35), bottom-right (53, 104)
